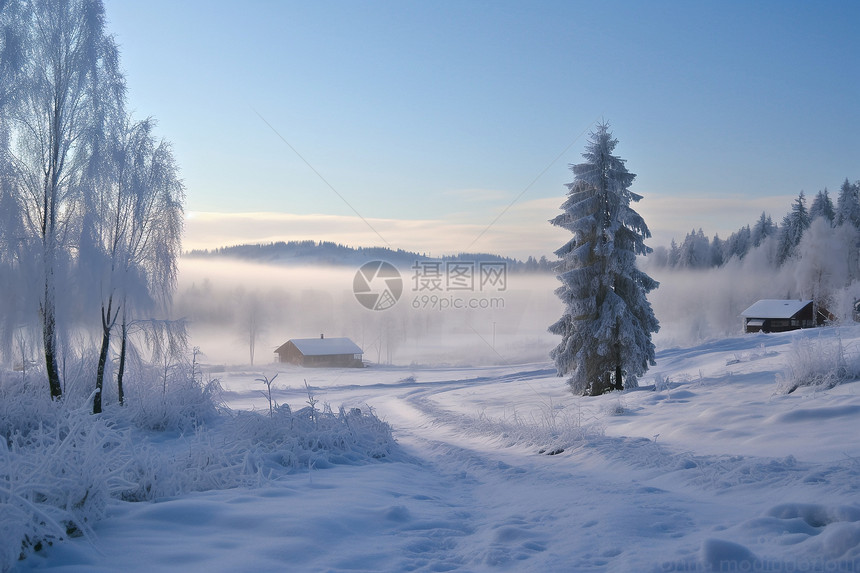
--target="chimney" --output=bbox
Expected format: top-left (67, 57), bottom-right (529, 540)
top-left (320, 333), bottom-right (324, 339)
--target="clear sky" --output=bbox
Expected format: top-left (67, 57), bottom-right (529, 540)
top-left (105, 0), bottom-right (859, 258)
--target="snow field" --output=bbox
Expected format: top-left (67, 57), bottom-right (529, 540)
top-left (10, 325), bottom-right (860, 571)
top-left (1, 370), bottom-right (396, 572)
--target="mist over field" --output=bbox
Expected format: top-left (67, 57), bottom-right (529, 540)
top-left (176, 245), bottom-right (860, 370)
top-left (175, 258), bottom-right (563, 367)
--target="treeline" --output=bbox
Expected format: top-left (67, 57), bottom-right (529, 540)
top-left (652, 178), bottom-right (860, 270)
top-left (186, 240), bottom-right (556, 272)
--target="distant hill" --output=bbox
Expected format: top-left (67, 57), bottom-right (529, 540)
top-left (184, 240), bottom-right (553, 272)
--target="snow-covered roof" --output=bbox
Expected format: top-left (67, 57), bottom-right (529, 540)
top-left (287, 337), bottom-right (363, 356)
top-left (740, 299), bottom-right (812, 319)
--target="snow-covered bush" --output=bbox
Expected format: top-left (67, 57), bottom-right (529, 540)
top-left (775, 333), bottom-right (860, 394)
top-left (0, 375), bottom-right (131, 571)
top-left (120, 404), bottom-right (395, 502)
top-left (129, 372), bottom-right (222, 433)
top-left (1, 364), bottom-right (396, 570)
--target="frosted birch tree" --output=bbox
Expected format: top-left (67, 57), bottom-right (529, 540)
top-left (80, 117), bottom-right (184, 412)
top-left (549, 123), bottom-right (659, 396)
top-left (0, 0), bottom-right (124, 398)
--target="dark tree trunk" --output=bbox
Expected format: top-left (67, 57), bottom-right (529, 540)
top-left (94, 298), bottom-right (118, 414)
top-left (93, 325), bottom-right (110, 414)
top-left (43, 305), bottom-right (62, 399)
top-left (591, 372), bottom-right (612, 396)
top-left (613, 323), bottom-right (623, 391)
top-left (117, 320), bottom-right (127, 406)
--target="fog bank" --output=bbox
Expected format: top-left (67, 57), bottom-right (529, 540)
top-left (175, 258), bottom-right (562, 367)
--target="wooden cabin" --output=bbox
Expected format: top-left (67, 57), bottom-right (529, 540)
top-left (275, 335), bottom-right (363, 368)
top-left (740, 299), bottom-right (829, 333)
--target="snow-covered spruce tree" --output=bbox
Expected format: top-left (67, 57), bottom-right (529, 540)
top-left (722, 225), bottom-right (751, 262)
top-left (835, 178), bottom-right (860, 229)
top-left (677, 228), bottom-right (710, 269)
top-left (549, 123), bottom-right (659, 396)
top-left (750, 211), bottom-right (776, 248)
top-left (710, 234), bottom-right (724, 267)
top-left (809, 188), bottom-right (835, 224)
top-left (776, 191), bottom-right (810, 266)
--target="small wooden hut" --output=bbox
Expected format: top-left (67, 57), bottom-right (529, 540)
top-left (275, 335), bottom-right (363, 368)
top-left (740, 299), bottom-right (829, 333)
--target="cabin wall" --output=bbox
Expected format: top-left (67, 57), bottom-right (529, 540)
top-left (276, 343), bottom-right (363, 367)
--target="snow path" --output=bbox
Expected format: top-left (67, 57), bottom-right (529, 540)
top-left (17, 329), bottom-right (860, 571)
top-left (374, 369), bottom-right (857, 571)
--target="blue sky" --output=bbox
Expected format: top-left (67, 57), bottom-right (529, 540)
top-left (105, 0), bottom-right (859, 258)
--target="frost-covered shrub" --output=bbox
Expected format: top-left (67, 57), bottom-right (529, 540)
top-left (1, 364), bottom-right (396, 569)
top-left (775, 334), bottom-right (860, 394)
top-left (128, 368), bottom-right (222, 432)
top-left (601, 398), bottom-right (628, 416)
top-left (0, 381), bottom-right (131, 571)
top-left (0, 371), bottom-right (52, 442)
top-left (460, 401), bottom-right (599, 455)
top-left (119, 403), bottom-right (395, 502)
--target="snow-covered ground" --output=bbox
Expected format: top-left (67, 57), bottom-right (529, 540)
top-left (17, 327), bottom-right (860, 572)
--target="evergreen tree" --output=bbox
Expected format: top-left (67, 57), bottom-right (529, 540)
top-left (722, 225), bottom-right (751, 261)
top-left (751, 212), bottom-right (776, 248)
top-left (668, 239), bottom-right (680, 268)
top-left (678, 228), bottom-right (710, 269)
top-left (809, 188), bottom-right (835, 224)
top-left (538, 255), bottom-right (551, 272)
top-left (710, 233), bottom-right (724, 267)
top-left (549, 123), bottom-right (659, 396)
top-left (776, 191), bottom-right (810, 265)
top-left (835, 178), bottom-right (860, 228)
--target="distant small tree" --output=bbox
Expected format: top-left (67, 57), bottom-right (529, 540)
top-left (751, 212), bottom-right (776, 248)
top-left (538, 255), bottom-right (551, 272)
top-left (667, 239), bottom-right (680, 268)
top-left (809, 188), bottom-right (835, 224)
top-left (835, 178), bottom-right (860, 228)
top-left (678, 228), bottom-right (710, 269)
top-left (549, 122), bottom-right (659, 396)
top-left (710, 233), bottom-right (724, 267)
top-left (243, 292), bottom-right (267, 366)
top-left (776, 192), bottom-right (810, 266)
top-left (722, 225), bottom-right (751, 262)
